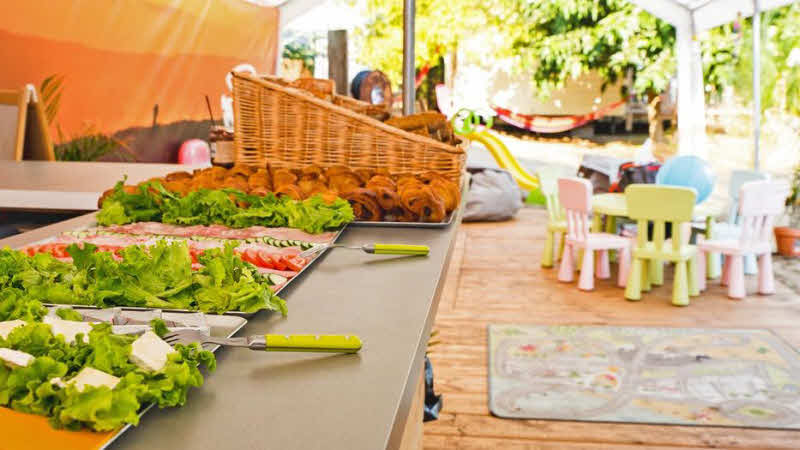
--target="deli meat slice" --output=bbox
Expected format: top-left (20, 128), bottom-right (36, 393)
top-left (96, 222), bottom-right (336, 243)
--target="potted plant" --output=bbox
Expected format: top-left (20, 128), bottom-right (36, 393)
top-left (775, 164), bottom-right (800, 257)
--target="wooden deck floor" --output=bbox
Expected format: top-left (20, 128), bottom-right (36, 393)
top-left (424, 208), bottom-right (800, 449)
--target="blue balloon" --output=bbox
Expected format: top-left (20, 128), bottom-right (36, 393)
top-left (655, 155), bottom-right (715, 204)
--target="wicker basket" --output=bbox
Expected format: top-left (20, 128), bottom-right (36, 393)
top-left (231, 72), bottom-right (466, 183)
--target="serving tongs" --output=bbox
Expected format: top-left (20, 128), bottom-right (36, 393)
top-left (299, 243), bottom-right (430, 259)
top-left (163, 330), bottom-right (362, 353)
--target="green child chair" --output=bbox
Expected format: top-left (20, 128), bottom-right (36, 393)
top-left (538, 167), bottom-right (567, 268)
top-left (624, 185), bottom-right (700, 306)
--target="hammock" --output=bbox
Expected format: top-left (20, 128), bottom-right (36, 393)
top-left (491, 100), bottom-right (625, 133)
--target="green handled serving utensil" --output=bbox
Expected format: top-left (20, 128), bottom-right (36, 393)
top-left (299, 243), bottom-right (429, 258)
top-left (163, 330), bottom-right (362, 353)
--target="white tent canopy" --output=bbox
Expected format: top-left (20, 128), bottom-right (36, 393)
top-left (629, 0), bottom-right (797, 168)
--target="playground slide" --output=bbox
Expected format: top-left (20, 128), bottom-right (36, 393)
top-left (465, 131), bottom-right (541, 192)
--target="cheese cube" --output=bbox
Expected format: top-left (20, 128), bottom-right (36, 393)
top-left (50, 377), bottom-right (67, 388)
top-left (44, 317), bottom-right (92, 344)
top-left (129, 331), bottom-right (175, 372)
top-left (0, 348), bottom-right (34, 368)
top-left (0, 320), bottom-right (26, 339)
top-left (70, 367), bottom-right (120, 392)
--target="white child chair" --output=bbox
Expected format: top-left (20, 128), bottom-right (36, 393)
top-left (557, 177), bottom-right (632, 291)
top-left (696, 180), bottom-right (789, 299)
top-left (711, 170), bottom-right (769, 275)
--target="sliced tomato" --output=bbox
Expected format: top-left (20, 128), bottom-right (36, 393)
top-left (25, 246), bottom-right (37, 256)
top-left (188, 248), bottom-right (199, 264)
top-left (52, 244), bottom-right (70, 258)
top-left (241, 249), bottom-right (262, 266)
top-left (271, 255), bottom-right (288, 271)
top-left (253, 250), bottom-right (273, 269)
top-left (284, 256), bottom-right (306, 272)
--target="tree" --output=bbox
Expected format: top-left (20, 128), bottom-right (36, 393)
top-left (356, 0), bottom-right (800, 116)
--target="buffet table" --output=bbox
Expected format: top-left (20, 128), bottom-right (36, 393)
top-left (0, 161), bottom-right (208, 211)
top-left (0, 210), bottom-right (461, 449)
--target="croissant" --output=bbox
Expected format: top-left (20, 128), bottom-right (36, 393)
top-left (353, 168), bottom-right (374, 184)
top-left (343, 188), bottom-right (382, 221)
top-left (329, 171), bottom-right (363, 195)
top-left (165, 171), bottom-right (192, 182)
top-left (300, 165), bottom-right (326, 181)
top-left (272, 168), bottom-right (298, 189)
top-left (298, 178), bottom-right (329, 197)
top-left (221, 176), bottom-right (249, 192)
top-left (248, 169), bottom-right (272, 193)
top-left (275, 184), bottom-right (304, 200)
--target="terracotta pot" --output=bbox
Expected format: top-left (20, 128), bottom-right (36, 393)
top-left (774, 226), bottom-right (800, 257)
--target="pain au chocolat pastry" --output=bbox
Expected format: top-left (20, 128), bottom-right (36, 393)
top-left (366, 175), bottom-right (401, 212)
top-left (343, 188), bottom-right (382, 221)
top-left (400, 183), bottom-right (446, 222)
top-left (428, 177), bottom-right (460, 212)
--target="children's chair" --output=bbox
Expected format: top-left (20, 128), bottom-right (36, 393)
top-left (696, 180), bottom-right (789, 299)
top-left (538, 167), bottom-right (567, 268)
top-left (557, 178), bottom-right (631, 291)
top-left (624, 185), bottom-right (699, 306)
top-left (711, 170), bottom-right (768, 275)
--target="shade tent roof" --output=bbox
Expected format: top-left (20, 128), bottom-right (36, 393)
top-left (633, 0), bottom-right (796, 32)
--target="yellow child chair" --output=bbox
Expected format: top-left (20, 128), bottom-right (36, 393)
top-left (624, 185), bottom-right (700, 306)
top-left (538, 167), bottom-right (566, 268)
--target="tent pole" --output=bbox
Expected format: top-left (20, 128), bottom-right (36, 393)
top-left (402, 0), bottom-right (415, 115)
top-left (753, 0), bottom-right (761, 170)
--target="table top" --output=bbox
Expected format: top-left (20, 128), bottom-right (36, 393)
top-left (593, 193), bottom-right (721, 219)
top-left (0, 161), bottom-right (207, 211)
top-left (0, 213), bottom-right (461, 450)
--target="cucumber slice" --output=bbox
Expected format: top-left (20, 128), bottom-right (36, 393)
top-left (281, 240), bottom-right (291, 247)
top-left (268, 273), bottom-right (288, 285)
top-left (301, 242), bottom-right (313, 250)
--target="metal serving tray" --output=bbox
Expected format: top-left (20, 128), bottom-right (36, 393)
top-left (104, 310), bottom-right (248, 449)
top-left (350, 209), bottom-right (456, 228)
top-left (6, 308), bottom-right (248, 450)
top-left (25, 223), bottom-right (345, 317)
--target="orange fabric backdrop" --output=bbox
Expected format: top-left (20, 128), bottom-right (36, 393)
top-left (0, 0), bottom-right (278, 136)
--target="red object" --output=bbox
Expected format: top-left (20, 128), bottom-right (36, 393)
top-left (491, 100), bottom-right (625, 134)
top-left (178, 139), bottom-right (211, 165)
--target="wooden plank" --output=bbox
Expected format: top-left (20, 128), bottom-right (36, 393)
top-left (424, 434), bottom-right (713, 450)
top-left (424, 207), bottom-right (800, 449)
top-left (327, 30), bottom-right (348, 96)
top-left (399, 370), bottom-right (426, 450)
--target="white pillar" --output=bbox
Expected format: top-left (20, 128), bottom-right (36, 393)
top-left (753, 0), bottom-right (761, 170)
top-left (676, 23), bottom-right (707, 158)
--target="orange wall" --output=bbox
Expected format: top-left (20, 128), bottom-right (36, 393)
top-left (0, 0), bottom-right (278, 136)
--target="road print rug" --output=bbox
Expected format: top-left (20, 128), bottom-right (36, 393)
top-left (488, 324), bottom-right (800, 429)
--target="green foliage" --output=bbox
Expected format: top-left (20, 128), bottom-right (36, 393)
top-left (98, 179), bottom-right (354, 234)
top-left (54, 126), bottom-right (134, 162)
top-left (355, 0), bottom-right (489, 87)
top-left (356, 0), bottom-right (800, 116)
top-left (729, 5), bottom-right (800, 115)
top-left (498, 0), bottom-right (676, 96)
top-left (39, 74), bottom-right (65, 125)
top-left (282, 39), bottom-right (317, 73)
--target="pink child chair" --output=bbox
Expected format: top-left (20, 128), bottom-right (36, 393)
top-left (557, 177), bottom-right (632, 291)
top-left (696, 180), bottom-right (789, 299)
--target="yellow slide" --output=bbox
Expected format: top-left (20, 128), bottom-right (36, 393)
top-left (465, 130), bottom-right (541, 192)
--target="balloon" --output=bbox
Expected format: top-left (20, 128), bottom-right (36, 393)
top-left (178, 139), bottom-right (211, 165)
top-left (655, 155), bottom-right (715, 204)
